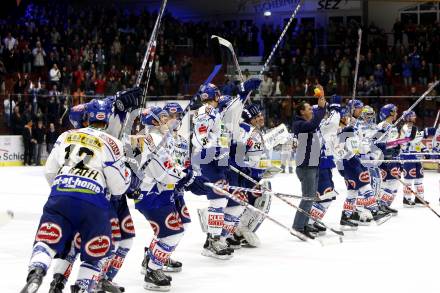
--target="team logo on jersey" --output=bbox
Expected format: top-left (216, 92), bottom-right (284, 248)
top-left (85, 236), bottom-right (111, 258)
top-left (380, 169), bottom-right (387, 180)
top-left (380, 193), bottom-right (394, 204)
top-left (181, 205), bottom-right (191, 220)
top-left (391, 167), bottom-right (400, 178)
top-left (35, 222), bottom-right (62, 244)
top-left (198, 124), bottom-right (208, 134)
top-left (74, 232), bottom-right (81, 250)
top-left (121, 215), bottom-right (136, 235)
top-left (309, 207), bottom-right (324, 220)
top-left (246, 139), bottom-right (254, 147)
top-left (96, 112), bottom-right (106, 120)
top-left (163, 159), bottom-right (174, 169)
top-left (110, 218), bottom-right (121, 240)
top-left (149, 221), bottom-right (160, 236)
top-left (110, 255), bottom-right (124, 270)
top-left (359, 171), bottom-right (370, 183)
top-left (343, 201), bottom-right (355, 211)
top-left (165, 213), bottom-right (182, 231)
top-left (409, 168), bottom-right (417, 178)
top-left (213, 179), bottom-right (228, 195)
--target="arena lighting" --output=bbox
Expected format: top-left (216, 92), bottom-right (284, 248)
top-left (264, 11), bottom-right (272, 17)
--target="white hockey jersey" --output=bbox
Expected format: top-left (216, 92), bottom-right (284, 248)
top-left (45, 127), bottom-right (132, 208)
top-left (400, 123), bottom-right (425, 153)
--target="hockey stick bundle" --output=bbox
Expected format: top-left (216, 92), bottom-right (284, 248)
top-left (227, 185), bottom-right (319, 201)
top-left (397, 178), bottom-right (440, 218)
top-left (205, 183), bottom-right (316, 243)
top-left (229, 165), bottom-right (344, 238)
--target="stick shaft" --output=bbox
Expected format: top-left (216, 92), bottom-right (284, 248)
top-left (351, 28), bottom-right (362, 108)
top-left (397, 178), bottom-right (440, 218)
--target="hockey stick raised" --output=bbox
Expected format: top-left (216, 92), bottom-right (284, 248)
top-left (350, 28), bottom-right (362, 116)
top-left (229, 165), bottom-right (344, 237)
top-left (211, 35), bottom-right (244, 84)
top-left (376, 81), bottom-right (439, 143)
top-left (397, 178), bottom-right (440, 218)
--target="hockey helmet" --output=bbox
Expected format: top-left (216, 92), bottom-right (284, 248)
top-left (87, 99), bottom-right (112, 124)
top-left (379, 104), bottom-right (397, 121)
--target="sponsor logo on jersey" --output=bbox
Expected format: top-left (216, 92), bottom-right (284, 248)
top-left (53, 175), bottom-right (104, 195)
top-left (309, 207), bottom-right (324, 220)
top-left (152, 248), bottom-right (171, 264)
top-left (165, 213), bottom-right (182, 231)
top-left (100, 134), bottom-right (120, 156)
top-left (65, 133), bottom-right (102, 150)
top-left (416, 185), bottom-right (424, 193)
top-left (343, 201), bottom-right (355, 211)
top-left (356, 196), bottom-right (376, 207)
top-left (359, 171), bottom-right (370, 183)
top-left (110, 218), bottom-right (121, 240)
top-left (181, 205), bottom-right (191, 220)
top-left (149, 221), bottom-right (160, 235)
top-left (110, 255), bottom-right (124, 270)
top-left (222, 223), bottom-right (237, 235)
top-left (380, 193), bottom-right (394, 203)
top-left (121, 215), bottom-right (136, 235)
top-left (96, 112), bottom-right (106, 120)
top-left (208, 214), bottom-right (224, 228)
top-left (85, 236), bottom-right (111, 258)
top-left (246, 138), bottom-right (254, 147)
top-left (391, 167), bottom-right (400, 178)
top-left (409, 168), bottom-right (417, 178)
top-left (163, 159), bottom-right (174, 169)
top-left (198, 124), bottom-right (208, 134)
top-left (35, 222), bottom-right (62, 244)
top-left (74, 232), bottom-right (81, 250)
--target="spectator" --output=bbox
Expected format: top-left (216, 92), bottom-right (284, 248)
top-left (33, 120), bottom-right (45, 166)
top-left (21, 44), bottom-right (33, 73)
top-left (338, 56), bottom-right (351, 93)
top-left (392, 18), bottom-right (403, 45)
top-left (402, 56), bottom-right (412, 88)
top-left (180, 56), bottom-right (192, 94)
top-left (0, 61), bottom-right (5, 95)
top-left (3, 32), bottom-right (18, 51)
top-left (47, 94), bottom-right (59, 124)
top-left (373, 64), bottom-right (384, 95)
top-left (49, 63), bottom-right (61, 86)
top-left (384, 63), bottom-right (394, 96)
top-left (94, 73), bottom-right (106, 95)
top-left (259, 74), bottom-right (273, 97)
top-left (23, 119), bottom-right (35, 166)
top-left (73, 65), bottom-right (85, 90)
top-left (169, 64), bottom-right (180, 95)
top-left (32, 41), bottom-right (46, 76)
top-left (418, 60), bottom-right (429, 85)
top-left (292, 88), bottom-right (326, 239)
top-left (46, 123), bottom-right (58, 154)
top-left (3, 96), bottom-right (15, 128)
top-left (11, 105), bottom-right (24, 135)
top-left (156, 66), bottom-right (168, 95)
top-left (273, 75), bottom-right (286, 96)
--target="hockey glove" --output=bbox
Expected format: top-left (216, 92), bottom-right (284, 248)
top-left (115, 87), bottom-right (142, 112)
top-left (424, 127), bottom-right (436, 138)
top-left (125, 163), bottom-right (143, 199)
top-left (239, 78), bottom-right (262, 101)
top-left (176, 168), bottom-right (210, 196)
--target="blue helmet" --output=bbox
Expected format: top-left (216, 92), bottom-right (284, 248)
top-left (69, 103), bottom-right (87, 129)
top-left (199, 83), bottom-right (221, 101)
top-left (163, 102), bottom-right (184, 115)
top-left (242, 103), bottom-right (262, 122)
top-left (87, 99), bottom-right (112, 124)
top-left (379, 104), bottom-right (397, 121)
top-left (403, 110), bottom-right (416, 122)
top-left (140, 106), bottom-right (168, 126)
top-left (218, 95), bottom-right (233, 113)
top-left (330, 95), bottom-right (342, 105)
top-left (340, 107), bottom-right (350, 118)
top-left (347, 99), bottom-right (364, 112)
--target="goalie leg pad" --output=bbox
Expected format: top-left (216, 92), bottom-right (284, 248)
top-left (221, 205), bottom-right (245, 238)
top-left (239, 191), bottom-right (272, 233)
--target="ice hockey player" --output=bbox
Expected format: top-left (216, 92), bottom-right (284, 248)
top-left (228, 103), bottom-right (271, 248)
top-left (48, 88), bottom-right (141, 293)
top-left (191, 79), bottom-right (260, 259)
top-left (139, 102), bottom-right (190, 274)
top-left (134, 106), bottom-right (208, 291)
top-left (307, 95), bottom-right (342, 235)
top-left (334, 106), bottom-right (392, 228)
top-left (400, 111), bottom-right (436, 206)
top-left (20, 99), bottom-right (139, 293)
top-left (376, 104), bottom-right (401, 214)
top-left (346, 99), bottom-right (364, 125)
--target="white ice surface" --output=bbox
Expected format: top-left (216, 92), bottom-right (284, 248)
top-left (1, 167), bottom-right (440, 293)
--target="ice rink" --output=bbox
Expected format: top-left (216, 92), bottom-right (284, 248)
top-left (1, 166), bottom-right (440, 293)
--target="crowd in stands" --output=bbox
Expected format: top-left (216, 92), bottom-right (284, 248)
top-left (1, 0), bottom-right (440, 138)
